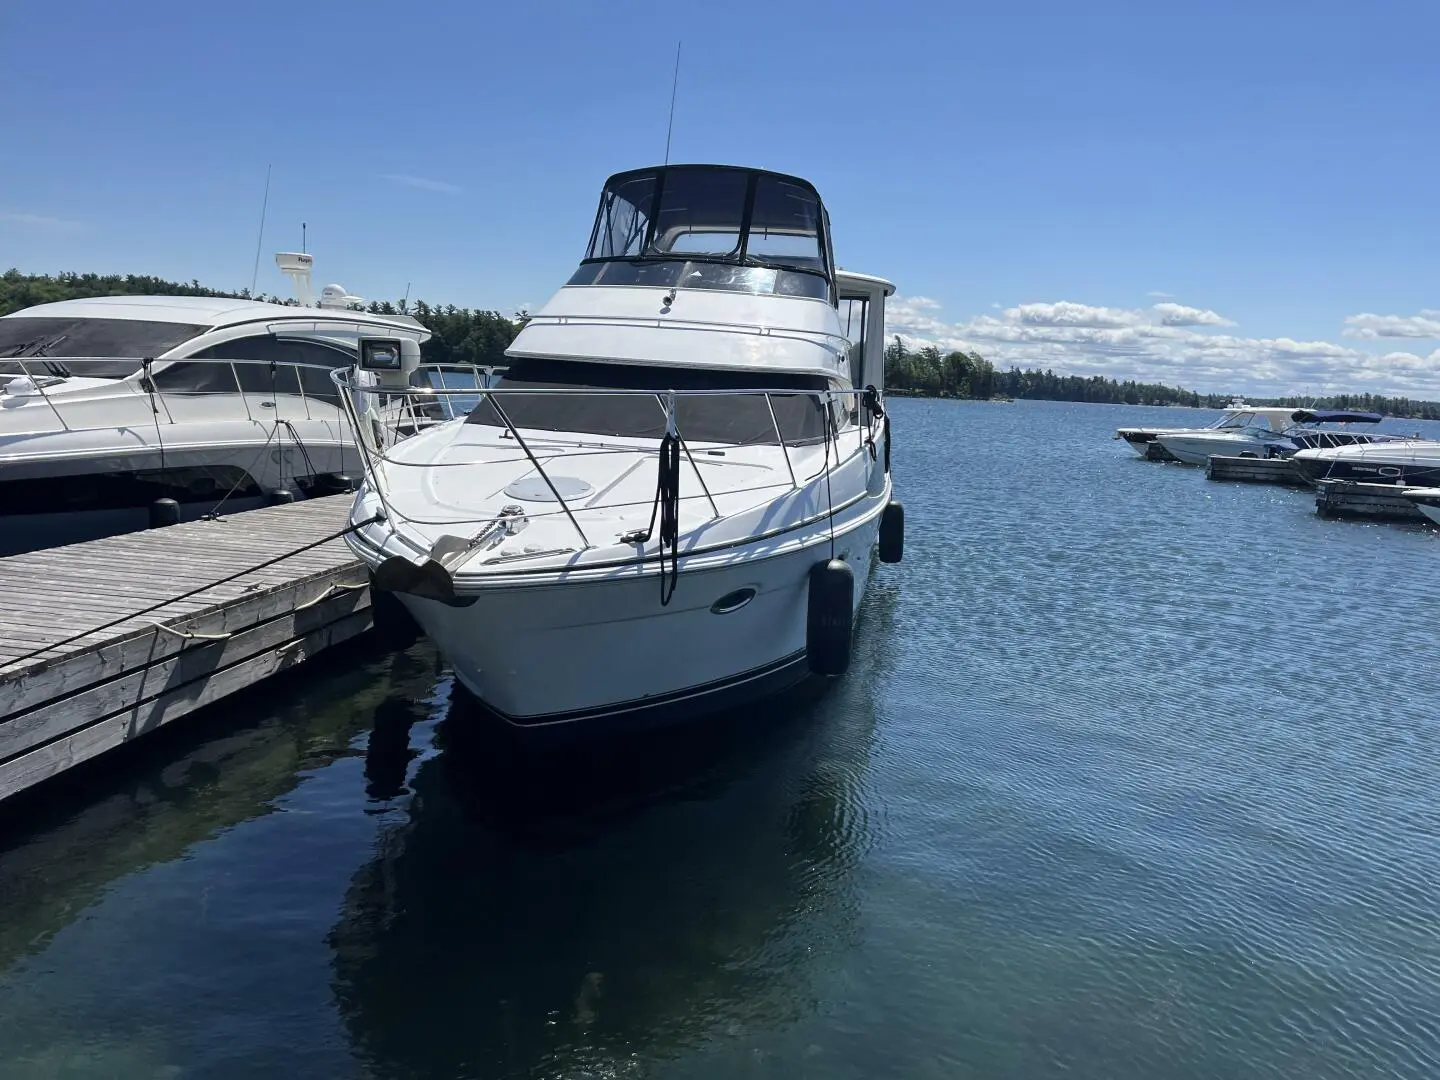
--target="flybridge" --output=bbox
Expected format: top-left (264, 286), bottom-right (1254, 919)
top-left (568, 165), bottom-right (837, 302)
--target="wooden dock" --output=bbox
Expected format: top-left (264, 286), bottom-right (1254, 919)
top-left (1206, 454), bottom-right (1307, 486)
top-left (0, 496), bottom-right (372, 803)
top-left (1314, 479), bottom-right (1424, 522)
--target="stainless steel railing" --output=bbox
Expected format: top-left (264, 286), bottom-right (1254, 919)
top-left (0, 355), bottom-right (494, 432)
top-left (329, 370), bottom-right (883, 555)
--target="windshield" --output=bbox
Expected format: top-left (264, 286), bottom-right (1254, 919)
top-left (465, 357), bottom-right (831, 445)
top-left (0, 316), bottom-right (206, 377)
top-left (581, 166), bottom-right (832, 296)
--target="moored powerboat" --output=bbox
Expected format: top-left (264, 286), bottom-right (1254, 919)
top-left (0, 253), bottom-right (446, 554)
top-left (1290, 438), bottom-right (1440, 488)
top-left (337, 163), bottom-right (904, 739)
top-left (1114, 398), bottom-right (1254, 459)
top-left (1156, 408), bottom-right (1395, 466)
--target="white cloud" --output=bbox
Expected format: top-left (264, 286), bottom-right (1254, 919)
top-left (1006, 301), bottom-right (1140, 328)
top-left (886, 294), bottom-right (1440, 398)
top-left (0, 211), bottom-right (84, 233)
top-left (1342, 311), bottom-right (1440, 339)
top-left (1147, 290), bottom-right (1175, 299)
top-left (1152, 302), bottom-right (1234, 327)
top-left (380, 173), bottom-right (462, 195)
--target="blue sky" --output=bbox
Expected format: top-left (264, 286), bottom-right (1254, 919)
top-left (4, 0), bottom-right (1439, 397)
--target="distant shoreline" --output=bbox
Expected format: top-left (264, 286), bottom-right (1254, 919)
top-left (883, 388), bottom-right (1438, 421)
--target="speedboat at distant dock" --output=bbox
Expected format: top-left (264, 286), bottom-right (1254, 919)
top-left (1156, 409), bottom-right (1397, 466)
top-left (1114, 398), bottom-right (1253, 459)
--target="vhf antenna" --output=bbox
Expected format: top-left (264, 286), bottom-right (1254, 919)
top-left (249, 164), bottom-right (272, 294)
top-left (664, 41), bottom-right (682, 165)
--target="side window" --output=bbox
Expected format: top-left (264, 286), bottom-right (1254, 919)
top-left (191, 335), bottom-right (352, 403)
top-left (287, 342), bottom-right (351, 409)
top-left (150, 360), bottom-right (239, 395)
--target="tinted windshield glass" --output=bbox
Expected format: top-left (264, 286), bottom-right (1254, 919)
top-left (581, 166), bottom-right (832, 294)
top-left (747, 174), bottom-right (825, 271)
top-left (0, 316), bottom-right (206, 377)
top-left (587, 173), bottom-right (657, 260)
top-left (566, 260), bottom-right (828, 300)
top-left (465, 358), bottom-right (830, 445)
top-left (649, 168), bottom-right (749, 258)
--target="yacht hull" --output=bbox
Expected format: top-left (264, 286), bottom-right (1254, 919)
top-left (393, 502), bottom-right (883, 741)
top-left (1156, 434), bottom-right (1286, 466)
top-left (1289, 452), bottom-right (1440, 488)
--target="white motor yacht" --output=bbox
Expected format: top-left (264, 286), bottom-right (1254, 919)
top-left (1156, 408), bottom-right (1395, 466)
top-left (1290, 437), bottom-right (1440, 488)
top-left (1114, 398), bottom-right (1253, 459)
top-left (0, 253), bottom-right (442, 554)
top-left (337, 164), bottom-right (903, 739)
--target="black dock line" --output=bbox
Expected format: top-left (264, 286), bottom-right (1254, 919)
top-left (2, 511), bottom-right (383, 670)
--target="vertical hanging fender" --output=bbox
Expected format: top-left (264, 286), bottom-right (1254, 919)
top-left (879, 500), bottom-right (904, 563)
top-left (807, 558), bottom-right (854, 676)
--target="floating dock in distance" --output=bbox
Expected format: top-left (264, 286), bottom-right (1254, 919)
top-left (0, 496), bottom-right (369, 804)
top-left (1206, 455), bottom-right (1308, 486)
top-left (1314, 479), bottom-right (1425, 522)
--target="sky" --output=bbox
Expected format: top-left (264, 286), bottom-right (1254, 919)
top-left (3, 0), bottom-right (1439, 398)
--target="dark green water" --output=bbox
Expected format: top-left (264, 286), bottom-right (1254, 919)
top-left (3, 398), bottom-right (1440, 1079)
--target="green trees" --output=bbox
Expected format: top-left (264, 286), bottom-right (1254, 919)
top-left (880, 333), bottom-right (1440, 417)
top-left (883, 335), bottom-right (1213, 406)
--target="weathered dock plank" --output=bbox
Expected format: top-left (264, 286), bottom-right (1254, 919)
top-left (0, 495), bottom-right (373, 803)
top-left (1206, 455), bottom-right (1307, 486)
top-left (1314, 479), bottom-right (1424, 522)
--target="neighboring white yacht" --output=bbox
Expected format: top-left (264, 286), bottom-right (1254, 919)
top-left (1156, 408), bottom-right (1393, 466)
top-left (1114, 398), bottom-right (1253, 459)
top-left (0, 254), bottom-right (436, 554)
top-left (1290, 437), bottom-right (1440, 488)
top-left (338, 164), bottom-right (903, 738)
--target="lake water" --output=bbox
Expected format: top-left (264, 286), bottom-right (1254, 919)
top-left (3, 398), bottom-right (1440, 1079)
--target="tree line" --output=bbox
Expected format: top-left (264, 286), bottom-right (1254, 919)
top-left (6, 270), bottom-right (1437, 418)
top-left (883, 336), bottom-right (1440, 419)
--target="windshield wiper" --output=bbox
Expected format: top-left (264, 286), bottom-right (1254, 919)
top-left (741, 256), bottom-right (826, 278)
top-left (0, 340), bottom-right (38, 359)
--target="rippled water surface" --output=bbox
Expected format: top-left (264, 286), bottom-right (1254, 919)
top-left (3, 398), bottom-right (1440, 1079)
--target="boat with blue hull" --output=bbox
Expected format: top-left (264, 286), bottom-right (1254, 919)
top-left (1292, 438), bottom-right (1440, 488)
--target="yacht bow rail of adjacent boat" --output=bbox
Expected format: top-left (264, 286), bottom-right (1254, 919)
top-left (0, 355), bottom-right (490, 431)
top-left (328, 373), bottom-right (889, 556)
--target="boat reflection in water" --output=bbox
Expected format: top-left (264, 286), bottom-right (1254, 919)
top-left (327, 585), bottom-right (896, 1079)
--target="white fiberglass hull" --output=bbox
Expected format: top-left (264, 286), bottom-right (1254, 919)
top-left (1156, 433), bottom-right (1289, 466)
top-left (390, 491), bottom-right (884, 736)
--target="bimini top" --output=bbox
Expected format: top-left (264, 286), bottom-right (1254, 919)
top-left (566, 164), bottom-right (837, 301)
top-left (1292, 409), bottom-right (1384, 425)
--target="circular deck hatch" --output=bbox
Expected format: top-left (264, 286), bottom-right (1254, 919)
top-left (503, 475), bottom-right (593, 502)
